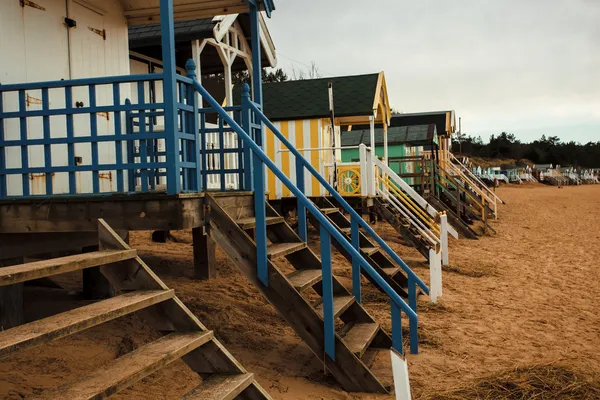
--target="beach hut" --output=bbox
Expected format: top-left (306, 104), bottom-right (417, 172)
top-left (234, 72), bottom-right (392, 200)
top-left (340, 123), bottom-right (438, 188)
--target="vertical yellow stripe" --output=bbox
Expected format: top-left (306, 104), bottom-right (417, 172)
top-left (266, 126), bottom-right (276, 200)
top-left (310, 119), bottom-right (320, 196)
top-left (280, 121), bottom-right (290, 198)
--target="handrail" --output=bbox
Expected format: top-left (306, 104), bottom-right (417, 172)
top-left (249, 102), bottom-right (429, 294)
top-left (371, 153), bottom-right (439, 217)
top-left (190, 77), bottom-right (422, 355)
top-left (445, 156), bottom-right (498, 214)
top-left (0, 73), bottom-right (164, 91)
top-left (377, 176), bottom-right (439, 246)
top-left (384, 177), bottom-right (440, 235)
top-left (449, 152), bottom-right (503, 204)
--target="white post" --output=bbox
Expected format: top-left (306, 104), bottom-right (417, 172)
top-left (440, 213), bottom-right (449, 266)
top-left (191, 40), bottom-right (203, 85)
top-left (429, 248), bottom-right (442, 303)
top-left (359, 144), bottom-right (368, 197)
top-left (383, 124), bottom-right (389, 167)
top-left (369, 115), bottom-right (375, 155)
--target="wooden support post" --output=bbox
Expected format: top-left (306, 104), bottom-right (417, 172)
top-left (0, 257), bottom-right (25, 330)
top-left (193, 227), bottom-right (217, 280)
top-left (82, 245), bottom-right (114, 300)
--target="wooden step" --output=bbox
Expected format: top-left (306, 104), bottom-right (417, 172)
top-left (320, 208), bottom-right (340, 215)
top-left (316, 295), bottom-right (355, 319)
top-left (381, 267), bottom-right (400, 278)
top-left (0, 290), bottom-right (174, 359)
top-left (0, 249), bottom-right (137, 287)
top-left (267, 242), bottom-right (307, 259)
top-left (236, 216), bottom-right (285, 230)
top-left (339, 227), bottom-right (352, 235)
top-left (34, 331), bottom-right (213, 400)
top-left (182, 373), bottom-right (255, 400)
top-left (361, 247), bottom-right (379, 256)
top-left (342, 323), bottom-right (380, 358)
top-left (286, 269), bottom-right (322, 292)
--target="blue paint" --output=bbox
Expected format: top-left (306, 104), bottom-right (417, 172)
top-left (321, 225), bottom-right (336, 361)
top-left (351, 218), bottom-right (361, 303)
top-left (408, 275), bottom-right (417, 313)
top-left (186, 60), bottom-right (201, 192)
top-left (18, 91), bottom-right (29, 196)
top-left (89, 85), bottom-right (100, 193)
top-left (41, 88), bottom-right (53, 195)
top-left (159, 0), bottom-right (180, 195)
top-left (296, 157), bottom-right (307, 241)
top-left (0, 91), bottom-right (6, 197)
top-left (391, 303), bottom-right (403, 354)
top-left (65, 87), bottom-right (76, 195)
top-left (112, 84), bottom-right (124, 193)
top-left (242, 85), bottom-right (269, 286)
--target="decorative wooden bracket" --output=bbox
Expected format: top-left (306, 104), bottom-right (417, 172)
top-left (26, 94), bottom-right (43, 108)
top-left (20, 0), bottom-right (45, 11)
top-left (88, 27), bottom-right (107, 40)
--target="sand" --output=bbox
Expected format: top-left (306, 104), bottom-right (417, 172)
top-left (1, 183), bottom-right (599, 399)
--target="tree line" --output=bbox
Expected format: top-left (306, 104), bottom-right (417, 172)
top-left (452, 132), bottom-right (600, 168)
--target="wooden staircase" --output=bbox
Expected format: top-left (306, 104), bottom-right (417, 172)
top-left (427, 196), bottom-right (479, 240)
top-left (307, 198), bottom-right (413, 299)
top-left (370, 198), bottom-right (432, 260)
top-left (207, 194), bottom-right (394, 393)
top-left (0, 219), bottom-right (271, 400)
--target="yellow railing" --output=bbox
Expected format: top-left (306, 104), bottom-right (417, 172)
top-left (377, 173), bottom-right (441, 236)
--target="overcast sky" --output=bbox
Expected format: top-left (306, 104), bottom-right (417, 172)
top-left (265, 0), bottom-right (600, 143)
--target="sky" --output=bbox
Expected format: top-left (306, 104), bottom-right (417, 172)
top-left (265, 0), bottom-right (600, 144)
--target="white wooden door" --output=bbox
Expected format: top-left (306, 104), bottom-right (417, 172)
top-left (2, 0), bottom-right (70, 195)
top-left (68, 0), bottom-right (113, 193)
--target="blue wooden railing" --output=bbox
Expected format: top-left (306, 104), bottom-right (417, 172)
top-left (185, 60), bottom-right (427, 357)
top-left (0, 66), bottom-right (250, 197)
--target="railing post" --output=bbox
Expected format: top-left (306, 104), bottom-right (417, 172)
top-left (241, 85), bottom-right (253, 191)
top-left (185, 59), bottom-right (201, 192)
top-left (296, 157), bottom-right (307, 241)
top-left (321, 224), bottom-right (336, 361)
top-left (429, 248), bottom-right (442, 304)
top-left (440, 212), bottom-right (449, 266)
top-left (351, 217), bottom-right (361, 303)
top-left (0, 89), bottom-right (7, 197)
top-left (125, 99), bottom-right (136, 192)
top-left (391, 302), bottom-right (403, 355)
top-left (359, 144), bottom-right (368, 197)
top-left (242, 84), bottom-right (268, 286)
top-left (159, 0), bottom-right (181, 194)
top-left (408, 275), bottom-right (417, 313)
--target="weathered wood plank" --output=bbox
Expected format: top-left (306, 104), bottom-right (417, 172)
top-left (315, 296), bottom-right (355, 319)
top-left (0, 250), bottom-right (137, 287)
top-left (236, 216), bottom-right (284, 230)
top-left (267, 242), bottom-right (306, 259)
top-left (182, 373), bottom-right (254, 400)
top-left (96, 219), bottom-right (248, 376)
top-left (341, 323), bottom-right (380, 358)
top-left (0, 196), bottom-right (205, 233)
top-left (286, 269), bottom-right (322, 292)
top-left (0, 290), bottom-right (174, 359)
top-left (33, 331), bottom-right (213, 400)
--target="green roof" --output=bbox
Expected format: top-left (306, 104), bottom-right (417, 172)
top-left (234, 73), bottom-right (380, 121)
top-left (341, 124), bottom-right (438, 147)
